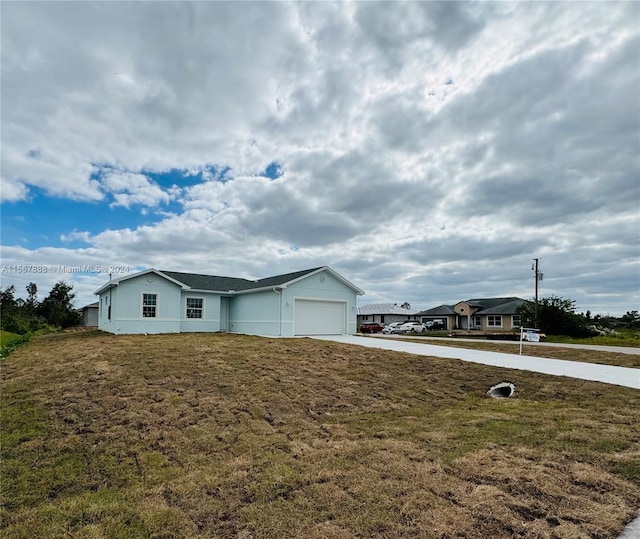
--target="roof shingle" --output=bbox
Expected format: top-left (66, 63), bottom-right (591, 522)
top-left (160, 267), bottom-right (324, 292)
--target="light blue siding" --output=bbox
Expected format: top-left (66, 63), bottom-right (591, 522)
top-left (229, 290), bottom-right (281, 336)
top-left (99, 274), bottom-right (182, 334)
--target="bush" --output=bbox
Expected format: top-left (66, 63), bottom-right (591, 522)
top-left (0, 332), bottom-right (32, 361)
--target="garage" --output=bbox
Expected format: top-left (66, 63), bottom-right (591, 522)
top-left (294, 299), bottom-right (346, 335)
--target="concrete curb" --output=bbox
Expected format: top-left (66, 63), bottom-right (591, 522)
top-left (618, 511), bottom-right (640, 538)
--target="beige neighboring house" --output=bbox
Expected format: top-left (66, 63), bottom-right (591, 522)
top-left (417, 297), bottom-right (527, 331)
top-left (357, 303), bottom-right (420, 326)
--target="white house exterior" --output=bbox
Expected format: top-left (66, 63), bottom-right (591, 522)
top-left (357, 303), bottom-right (420, 326)
top-left (80, 302), bottom-right (99, 326)
top-left (94, 266), bottom-right (364, 337)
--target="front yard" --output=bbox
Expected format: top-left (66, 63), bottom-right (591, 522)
top-left (2, 331), bottom-right (639, 538)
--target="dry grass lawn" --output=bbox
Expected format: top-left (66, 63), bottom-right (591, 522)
top-left (2, 331), bottom-right (639, 538)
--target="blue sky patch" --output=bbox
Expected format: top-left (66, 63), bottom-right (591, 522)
top-left (263, 161), bottom-right (284, 180)
top-left (2, 186), bottom-right (172, 249)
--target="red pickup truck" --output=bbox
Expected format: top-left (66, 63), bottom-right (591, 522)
top-left (359, 322), bottom-right (385, 333)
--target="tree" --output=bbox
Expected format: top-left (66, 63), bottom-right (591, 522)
top-left (516, 295), bottom-right (595, 337)
top-left (0, 284), bottom-right (40, 334)
top-left (38, 281), bottom-right (82, 329)
top-left (25, 282), bottom-right (39, 315)
top-left (0, 285), bottom-right (18, 314)
top-left (621, 310), bottom-right (640, 329)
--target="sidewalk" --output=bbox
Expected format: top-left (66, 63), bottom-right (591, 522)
top-left (312, 335), bottom-right (640, 390)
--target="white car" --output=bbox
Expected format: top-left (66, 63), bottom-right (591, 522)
top-left (382, 322), bottom-right (405, 334)
top-left (398, 321), bottom-right (426, 333)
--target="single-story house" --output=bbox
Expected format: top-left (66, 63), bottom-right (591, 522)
top-left (79, 301), bottom-right (99, 327)
top-left (416, 297), bottom-right (527, 331)
top-left (94, 266), bottom-right (364, 336)
top-left (357, 303), bottom-right (420, 326)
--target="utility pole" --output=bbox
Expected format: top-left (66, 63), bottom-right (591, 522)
top-left (532, 258), bottom-right (543, 327)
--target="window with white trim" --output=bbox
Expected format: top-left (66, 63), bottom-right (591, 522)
top-left (487, 315), bottom-right (502, 327)
top-left (473, 315), bottom-right (481, 327)
top-left (512, 315), bottom-right (522, 328)
top-left (142, 293), bottom-right (158, 318)
top-left (186, 298), bottom-right (203, 319)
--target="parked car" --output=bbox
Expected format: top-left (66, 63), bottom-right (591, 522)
top-left (359, 322), bottom-right (385, 333)
top-left (398, 321), bottom-right (426, 333)
top-left (382, 322), bottom-right (405, 334)
top-left (424, 319), bottom-right (445, 330)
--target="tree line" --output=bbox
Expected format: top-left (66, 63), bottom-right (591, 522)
top-left (516, 295), bottom-right (640, 337)
top-left (0, 281), bottom-right (82, 334)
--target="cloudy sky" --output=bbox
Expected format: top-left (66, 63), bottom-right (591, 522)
top-left (1, 1), bottom-right (639, 317)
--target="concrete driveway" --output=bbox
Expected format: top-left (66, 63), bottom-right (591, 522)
top-left (312, 335), bottom-right (640, 390)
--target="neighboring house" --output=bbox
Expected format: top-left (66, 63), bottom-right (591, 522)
top-left (416, 297), bottom-right (527, 331)
top-left (357, 303), bottom-right (420, 326)
top-left (80, 302), bottom-right (99, 327)
top-left (94, 266), bottom-right (364, 336)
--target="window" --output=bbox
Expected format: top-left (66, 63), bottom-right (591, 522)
top-left (512, 315), bottom-right (522, 328)
top-left (186, 298), bottom-right (203, 319)
top-left (142, 293), bottom-right (157, 318)
top-left (473, 315), bottom-right (481, 327)
top-left (487, 315), bottom-right (502, 327)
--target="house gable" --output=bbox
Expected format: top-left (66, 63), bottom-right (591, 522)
top-left (454, 301), bottom-right (480, 316)
top-left (94, 268), bottom-right (188, 295)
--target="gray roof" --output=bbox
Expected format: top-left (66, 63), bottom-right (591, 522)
top-left (474, 298), bottom-right (527, 315)
top-left (95, 266), bottom-right (364, 296)
top-left (357, 303), bottom-right (419, 315)
top-left (415, 304), bottom-right (457, 316)
top-left (160, 267), bottom-right (324, 292)
top-left (416, 297), bottom-right (526, 316)
top-left (464, 297), bottom-right (523, 310)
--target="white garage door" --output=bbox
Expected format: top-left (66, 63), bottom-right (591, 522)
top-left (294, 299), bottom-right (346, 335)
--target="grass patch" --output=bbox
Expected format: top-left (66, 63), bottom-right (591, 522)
top-left (2, 331), bottom-right (640, 538)
top-left (1, 330), bottom-right (22, 347)
top-left (546, 330), bottom-right (640, 348)
top-left (0, 332), bottom-right (33, 362)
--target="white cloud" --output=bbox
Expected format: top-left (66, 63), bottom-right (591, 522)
top-left (99, 172), bottom-right (172, 208)
top-left (1, 1), bottom-right (638, 315)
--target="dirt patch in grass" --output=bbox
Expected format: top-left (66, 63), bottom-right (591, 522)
top-left (377, 335), bottom-right (640, 368)
top-left (2, 331), bottom-right (640, 538)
